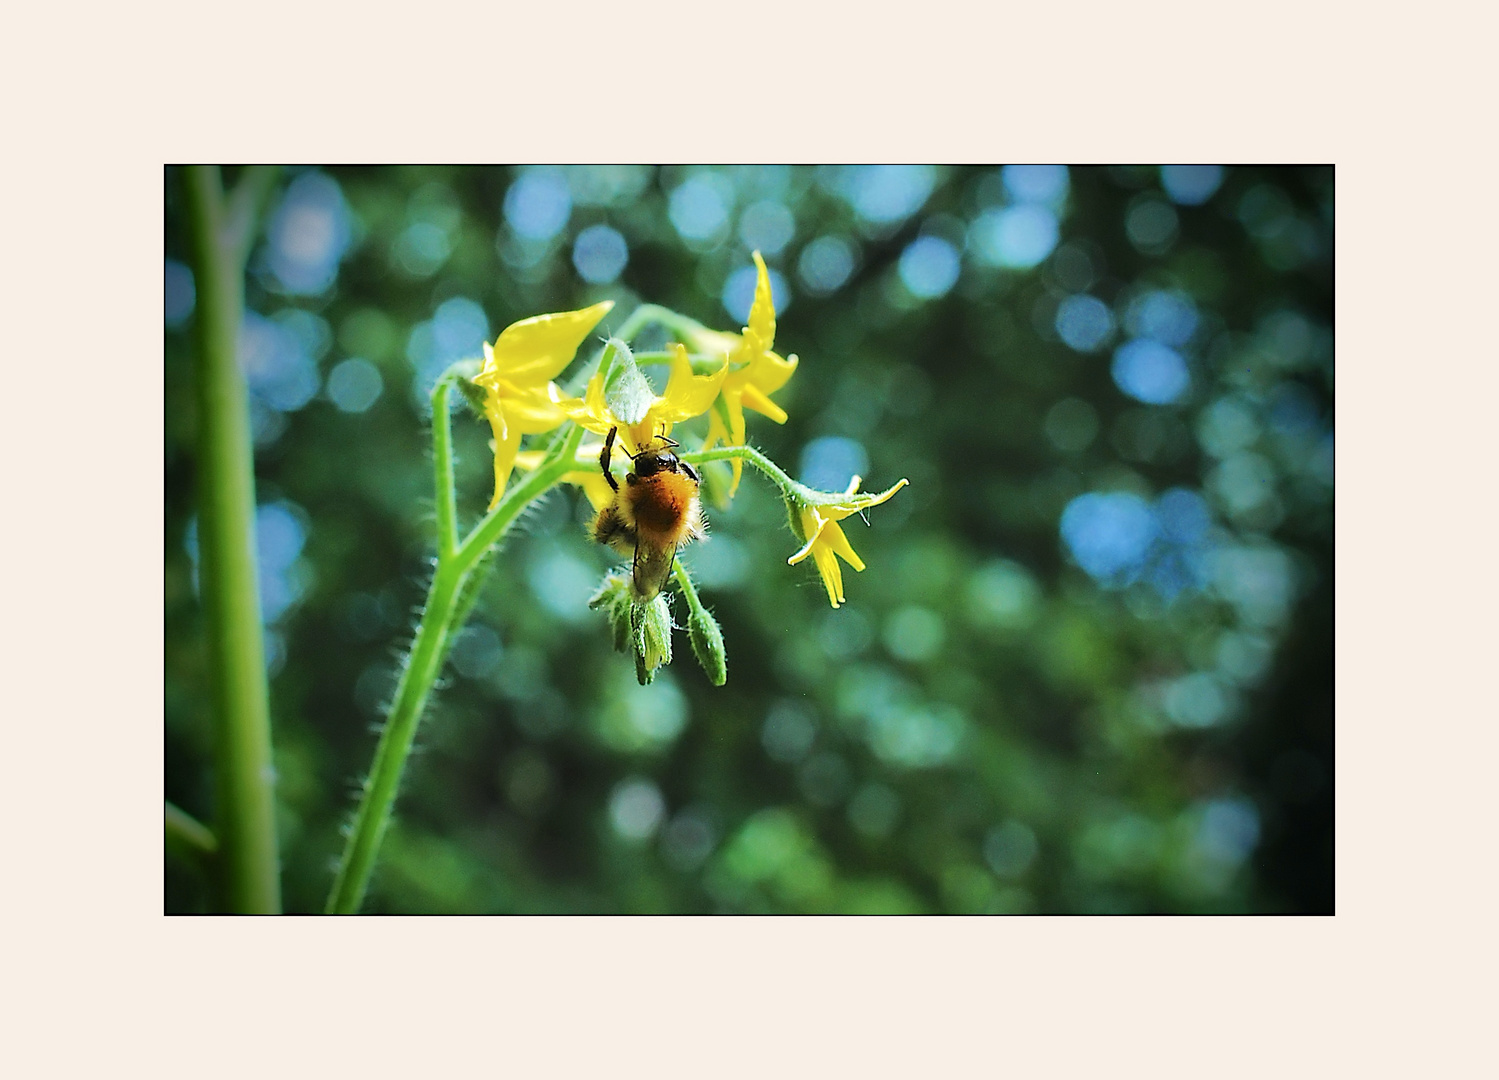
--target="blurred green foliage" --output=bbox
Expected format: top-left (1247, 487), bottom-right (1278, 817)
top-left (165, 165), bottom-right (1333, 913)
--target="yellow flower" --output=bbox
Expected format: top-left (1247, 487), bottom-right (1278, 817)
top-left (472, 300), bottom-right (614, 509)
top-left (788, 476), bottom-right (909, 608)
top-left (692, 251), bottom-right (799, 495)
top-left (554, 342), bottom-right (726, 455)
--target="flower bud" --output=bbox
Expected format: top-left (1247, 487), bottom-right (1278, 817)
top-left (687, 604), bottom-right (727, 687)
top-left (631, 594), bottom-right (674, 685)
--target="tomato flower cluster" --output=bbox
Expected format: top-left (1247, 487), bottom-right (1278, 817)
top-left (464, 251), bottom-right (907, 680)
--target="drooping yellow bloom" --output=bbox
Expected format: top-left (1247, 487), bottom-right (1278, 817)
top-left (554, 342), bottom-right (727, 455)
top-left (788, 476), bottom-right (909, 608)
top-left (472, 301), bottom-right (614, 509)
top-left (692, 251), bottom-right (799, 495)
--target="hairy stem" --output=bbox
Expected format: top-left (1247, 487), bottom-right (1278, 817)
top-left (324, 559), bottom-right (464, 914)
top-left (684, 444), bottom-right (906, 511)
top-left (671, 558), bottom-right (710, 624)
top-left (183, 165), bottom-right (282, 914)
top-left (683, 444), bottom-right (799, 494)
top-left (325, 419), bottom-right (582, 913)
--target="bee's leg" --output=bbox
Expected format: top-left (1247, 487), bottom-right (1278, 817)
top-left (593, 506), bottom-right (634, 551)
top-left (680, 461), bottom-right (700, 484)
top-left (600, 426), bottom-right (619, 492)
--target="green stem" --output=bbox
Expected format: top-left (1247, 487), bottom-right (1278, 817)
top-left (442, 427), bottom-right (582, 638)
top-left (671, 558), bottom-right (710, 623)
top-left (684, 444), bottom-right (799, 494)
top-left (684, 444), bottom-right (907, 511)
top-left (183, 165), bottom-right (282, 914)
top-left (325, 420), bottom-right (583, 913)
top-left (614, 303), bottom-right (714, 344)
top-left (325, 559), bottom-right (465, 914)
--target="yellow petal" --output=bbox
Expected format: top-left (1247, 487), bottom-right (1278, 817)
top-left (746, 349), bottom-right (798, 396)
top-left (820, 519), bottom-right (866, 573)
top-left (483, 389), bottom-right (510, 442)
top-left (552, 375), bottom-right (615, 435)
top-left (740, 382), bottom-right (789, 424)
top-left (501, 385), bottom-right (567, 434)
top-left (482, 301), bottom-right (614, 387)
top-left (746, 251), bottom-right (776, 353)
top-left (703, 408), bottom-right (743, 495)
top-left (656, 343), bottom-right (729, 423)
top-left (574, 471), bottom-right (616, 512)
top-left (724, 391), bottom-right (748, 448)
top-left (787, 508), bottom-right (829, 565)
top-left (811, 540), bottom-right (845, 608)
top-left (487, 418), bottom-right (523, 510)
top-left (626, 417), bottom-right (666, 452)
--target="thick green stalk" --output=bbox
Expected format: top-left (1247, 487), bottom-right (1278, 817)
top-left (183, 166), bottom-right (282, 913)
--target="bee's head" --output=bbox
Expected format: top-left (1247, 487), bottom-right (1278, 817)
top-left (633, 446), bottom-right (678, 477)
top-left (632, 432), bottom-right (681, 477)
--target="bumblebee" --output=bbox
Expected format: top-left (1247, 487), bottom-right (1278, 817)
top-left (592, 426), bottom-right (705, 601)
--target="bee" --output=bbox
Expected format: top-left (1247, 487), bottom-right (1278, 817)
top-left (592, 426), bottom-right (705, 601)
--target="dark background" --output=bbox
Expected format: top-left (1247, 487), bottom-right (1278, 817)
top-left (165, 165), bottom-right (1333, 913)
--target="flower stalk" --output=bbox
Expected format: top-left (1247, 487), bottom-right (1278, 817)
top-left (325, 379), bottom-right (583, 913)
top-left (326, 259), bottom-right (905, 909)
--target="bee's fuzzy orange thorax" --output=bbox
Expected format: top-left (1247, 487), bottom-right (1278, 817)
top-left (627, 471), bottom-right (703, 547)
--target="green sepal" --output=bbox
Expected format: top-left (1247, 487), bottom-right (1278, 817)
top-left (455, 375), bottom-right (487, 418)
top-left (589, 570), bottom-right (635, 653)
top-left (784, 491), bottom-right (807, 545)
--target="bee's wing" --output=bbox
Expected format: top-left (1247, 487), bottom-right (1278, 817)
top-left (631, 542), bottom-right (678, 603)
